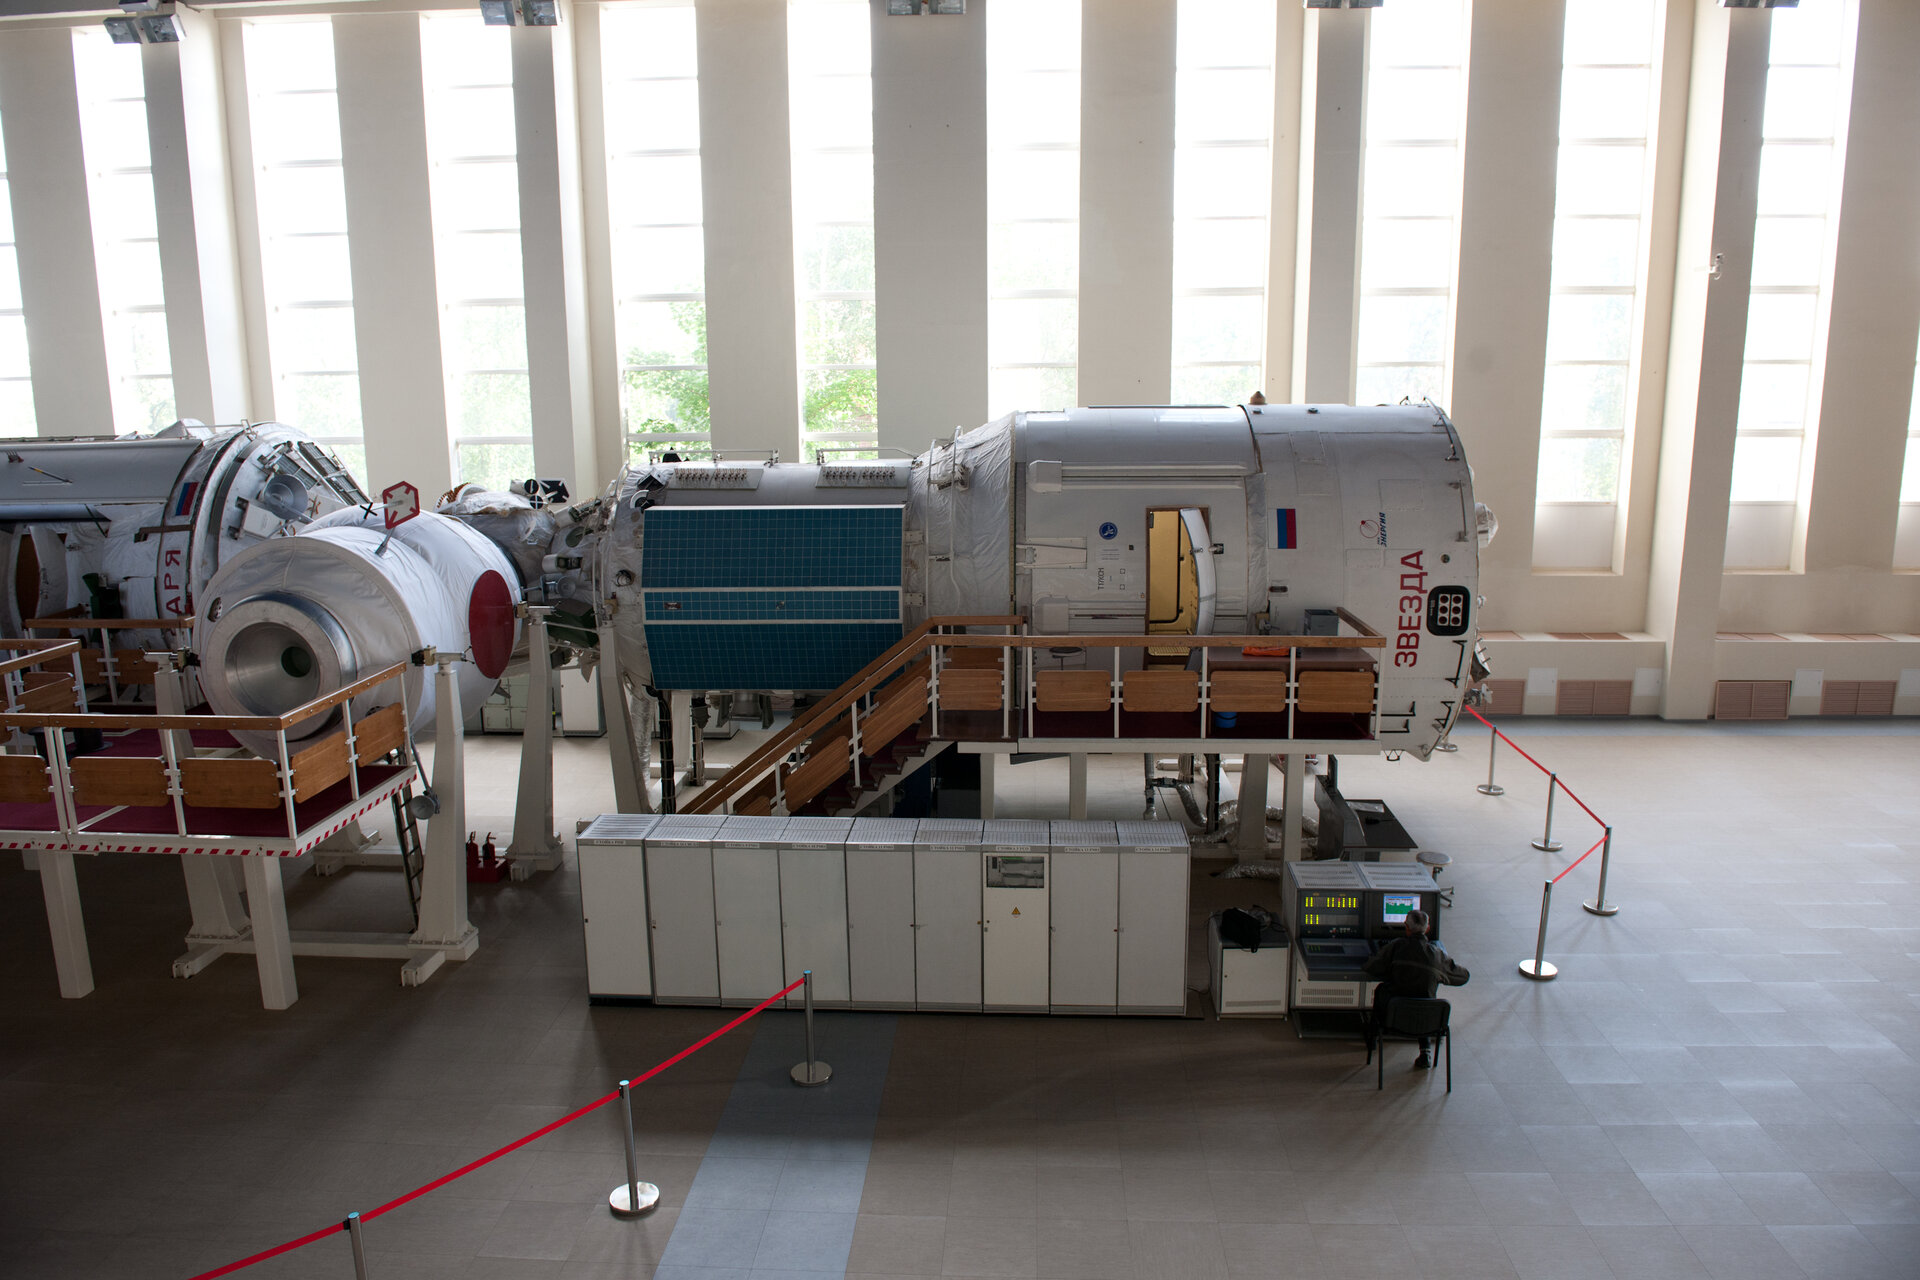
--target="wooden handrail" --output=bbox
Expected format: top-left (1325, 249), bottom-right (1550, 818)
top-left (0, 639), bottom-right (82, 678)
top-left (1, 660), bottom-right (409, 733)
top-left (24, 617), bottom-right (196, 631)
top-left (1334, 607), bottom-right (1381, 639)
top-left (931, 633), bottom-right (1382, 650)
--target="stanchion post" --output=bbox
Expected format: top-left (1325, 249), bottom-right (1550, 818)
top-left (790, 969), bottom-right (832, 1087)
top-left (1518, 880), bottom-right (1559, 980)
top-left (1476, 725), bottom-right (1503, 796)
top-left (608, 1079), bottom-right (660, 1217)
top-left (346, 1212), bottom-right (369, 1280)
top-left (1531, 772), bottom-right (1563, 852)
top-left (1583, 825), bottom-right (1619, 917)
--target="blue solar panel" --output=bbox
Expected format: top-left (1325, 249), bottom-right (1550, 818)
top-left (639, 505), bottom-right (906, 690)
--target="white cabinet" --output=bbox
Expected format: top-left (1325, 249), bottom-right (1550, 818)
top-left (578, 815), bottom-right (659, 999)
top-left (713, 817), bottom-right (787, 1007)
top-left (644, 816), bottom-right (726, 1003)
top-left (1050, 852), bottom-right (1118, 1012)
top-left (982, 821), bottom-right (1051, 1011)
top-left (780, 817), bottom-right (852, 1007)
top-left (1115, 821), bottom-right (1190, 1015)
top-left (845, 819), bottom-right (917, 1009)
top-left (914, 820), bottom-right (983, 1010)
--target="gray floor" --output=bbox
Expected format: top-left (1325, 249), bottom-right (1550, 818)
top-left (3, 721), bottom-right (1919, 1279)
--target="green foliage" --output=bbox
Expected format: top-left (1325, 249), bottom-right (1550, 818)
top-left (624, 300), bottom-right (711, 438)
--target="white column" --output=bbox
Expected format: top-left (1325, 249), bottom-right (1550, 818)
top-left (1799, 0), bottom-right (1920, 576)
top-left (1646, 2), bottom-right (1770, 718)
top-left (872, 0), bottom-right (988, 450)
top-left (38, 850), bottom-right (94, 999)
top-left (1262, 3), bottom-right (1307, 402)
top-left (572, 3), bottom-right (627, 487)
top-left (1078, 0), bottom-right (1174, 406)
top-left (1449, 0), bottom-right (1563, 589)
top-left (333, 13), bottom-right (454, 499)
top-left (1234, 754), bottom-right (1270, 859)
top-left (143, 5), bottom-right (252, 424)
top-left (1281, 753), bottom-right (1305, 863)
top-left (513, 18), bottom-right (600, 498)
top-left (695, 0), bottom-right (802, 461)
top-left (1068, 753), bottom-right (1088, 821)
top-left (241, 854), bottom-right (297, 1010)
top-left (1289, 8), bottom-right (1367, 405)
top-left (0, 30), bottom-right (115, 435)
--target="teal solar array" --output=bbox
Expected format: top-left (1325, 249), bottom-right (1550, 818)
top-left (639, 505), bottom-right (905, 690)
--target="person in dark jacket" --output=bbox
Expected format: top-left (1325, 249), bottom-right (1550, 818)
top-left (1362, 908), bottom-right (1468, 1069)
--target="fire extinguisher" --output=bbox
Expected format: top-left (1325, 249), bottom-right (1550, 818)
top-left (482, 832), bottom-right (498, 870)
top-left (465, 831), bottom-right (479, 875)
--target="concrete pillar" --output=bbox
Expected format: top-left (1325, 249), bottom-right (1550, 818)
top-left (1798, 0), bottom-right (1920, 578)
top-left (572, 3), bottom-right (627, 487)
top-left (38, 851), bottom-right (94, 999)
top-left (333, 14), bottom-right (453, 498)
top-left (1289, 8), bottom-right (1367, 404)
top-left (1078, 0), bottom-right (1174, 406)
top-left (1449, 0), bottom-right (1564, 590)
top-left (695, 0), bottom-right (801, 462)
top-left (513, 18), bottom-right (600, 497)
top-left (1281, 753), bottom-right (1305, 863)
top-left (1645, 2), bottom-right (1770, 718)
top-left (872, 0), bottom-right (988, 450)
top-left (1067, 753), bottom-right (1088, 820)
top-left (143, 5), bottom-right (252, 424)
top-left (0, 30), bottom-right (115, 436)
top-left (1262, 3), bottom-right (1307, 402)
top-left (1233, 753), bottom-right (1270, 859)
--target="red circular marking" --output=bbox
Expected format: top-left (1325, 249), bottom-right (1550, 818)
top-left (468, 570), bottom-right (516, 679)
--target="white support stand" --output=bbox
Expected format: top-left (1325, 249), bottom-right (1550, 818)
top-left (37, 849), bottom-right (94, 999)
top-left (507, 607), bottom-right (564, 877)
top-left (977, 751), bottom-right (996, 819)
top-left (597, 618), bottom-right (651, 814)
top-left (670, 690), bottom-right (695, 789)
top-left (1281, 753), bottom-right (1306, 863)
top-left (310, 823), bottom-right (398, 877)
top-left (1234, 753), bottom-right (1270, 861)
top-left (241, 854), bottom-right (297, 1011)
top-left (1067, 753), bottom-right (1089, 820)
top-left (154, 653), bottom-right (255, 977)
top-left (407, 655), bottom-right (480, 986)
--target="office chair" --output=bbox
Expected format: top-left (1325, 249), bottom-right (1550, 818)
top-left (1366, 997), bottom-right (1451, 1092)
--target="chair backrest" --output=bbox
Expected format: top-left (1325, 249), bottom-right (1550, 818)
top-left (1383, 997), bottom-right (1450, 1036)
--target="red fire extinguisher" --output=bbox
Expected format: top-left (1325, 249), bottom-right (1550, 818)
top-left (483, 832), bottom-right (498, 870)
top-left (465, 831), bottom-right (479, 875)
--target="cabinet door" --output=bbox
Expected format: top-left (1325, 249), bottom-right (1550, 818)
top-left (913, 848), bottom-right (981, 1009)
top-left (780, 847), bottom-right (850, 1005)
top-left (1118, 852), bottom-right (1188, 1012)
top-left (983, 854), bottom-right (1049, 1010)
top-left (714, 848), bottom-right (785, 1005)
top-left (580, 847), bottom-right (652, 997)
top-left (645, 845), bottom-right (717, 1000)
top-left (846, 848), bottom-right (916, 1008)
top-left (1049, 851), bottom-right (1117, 1010)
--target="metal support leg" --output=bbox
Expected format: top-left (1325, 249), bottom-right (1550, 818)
top-left (508, 607), bottom-right (564, 874)
top-left (1234, 753), bottom-right (1270, 861)
top-left (37, 850), bottom-right (94, 999)
top-left (1532, 772), bottom-right (1563, 852)
top-left (346, 1211), bottom-right (369, 1279)
top-left (408, 656), bottom-right (479, 986)
top-left (978, 751), bottom-right (996, 820)
top-left (1477, 726), bottom-right (1504, 796)
top-left (791, 969), bottom-right (832, 1086)
top-left (607, 1080), bottom-right (661, 1216)
top-left (1518, 879), bottom-right (1558, 981)
top-left (1281, 753), bottom-right (1305, 863)
top-left (241, 855), bottom-right (297, 1010)
top-left (1067, 753), bottom-right (1088, 820)
top-left (1584, 826), bottom-right (1618, 916)
top-left (596, 621), bottom-right (650, 814)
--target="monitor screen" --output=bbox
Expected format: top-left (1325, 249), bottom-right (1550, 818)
top-left (1381, 893), bottom-right (1421, 927)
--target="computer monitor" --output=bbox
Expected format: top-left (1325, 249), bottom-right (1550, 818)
top-left (1381, 893), bottom-right (1421, 929)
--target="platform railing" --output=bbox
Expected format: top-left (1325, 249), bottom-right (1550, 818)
top-left (0, 638), bottom-right (88, 723)
top-left (24, 615), bottom-right (196, 706)
top-left (0, 659), bottom-right (413, 844)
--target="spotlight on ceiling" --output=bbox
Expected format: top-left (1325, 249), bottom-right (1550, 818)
top-left (1305, 0), bottom-right (1383, 9)
top-left (887, 1), bottom-right (966, 13)
top-left (479, 0), bottom-right (516, 25)
top-left (479, 0), bottom-right (562, 27)
top-left (102, 3), bottom-right (184, 43)
top-left (1720, 1), bottom-right (1798, 8)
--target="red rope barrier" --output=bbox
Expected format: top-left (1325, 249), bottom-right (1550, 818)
top-left (1550, 833), bottom-right (1608, 885)
top-left (185, 976), bottom-right (807, 1279)
top-left (1463, 704), bottom-right (1607, 830)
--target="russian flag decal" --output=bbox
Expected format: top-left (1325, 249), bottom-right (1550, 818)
top-left (172, 481), bottom-right (199, 519)
top-left (1275, 507), bottom-right (1298, 549)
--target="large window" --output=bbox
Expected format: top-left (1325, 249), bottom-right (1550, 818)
top-left (1532, 0), bottom-right (1664, 570)
top-left (1897, 342), bottom-right (1920, 570)
top-left (243, 19), bottom-right (364, 484)
top-left (789, 0), bottom-right (877, 460)
top-left (1172, 0), bottom-right (1274, 406)
top-left (604, 1), bottom-right (711, 464)
top-left (422, 12), bottom-right (530, 493)
top-left (1353, 0), bottom-right (1469, 408)
top-left (1727, 0), bottom-right (1857, 568)
top-left (0, 119), bottom-right (31, 437)
top-left (73, 28), bottom-right (172, 434)
top-left (986, 0), bottom-right (1079, 419)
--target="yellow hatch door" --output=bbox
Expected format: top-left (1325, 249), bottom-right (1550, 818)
top-left (1145, 508), bottom-right (1214, 659)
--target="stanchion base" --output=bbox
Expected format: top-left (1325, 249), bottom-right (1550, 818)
top-left (1435, 741), bottom-right (1458, 753)
top-left (1582, 899), bottom-right (1619, 917)
top-left (1531, 839), bottom-right (1563, 852)
top-left (608, 1181), bottom-right (660, 1217)
top-left (790, 1061), bottom-right (832, 1087)
top-left (1518, 959), bottom-right (1558, 981)
top-left (1476, 784), bottom-right (1504, 796)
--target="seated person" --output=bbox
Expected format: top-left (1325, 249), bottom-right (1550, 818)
top-left (1362, 908), bottom-right (1469, 1069)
